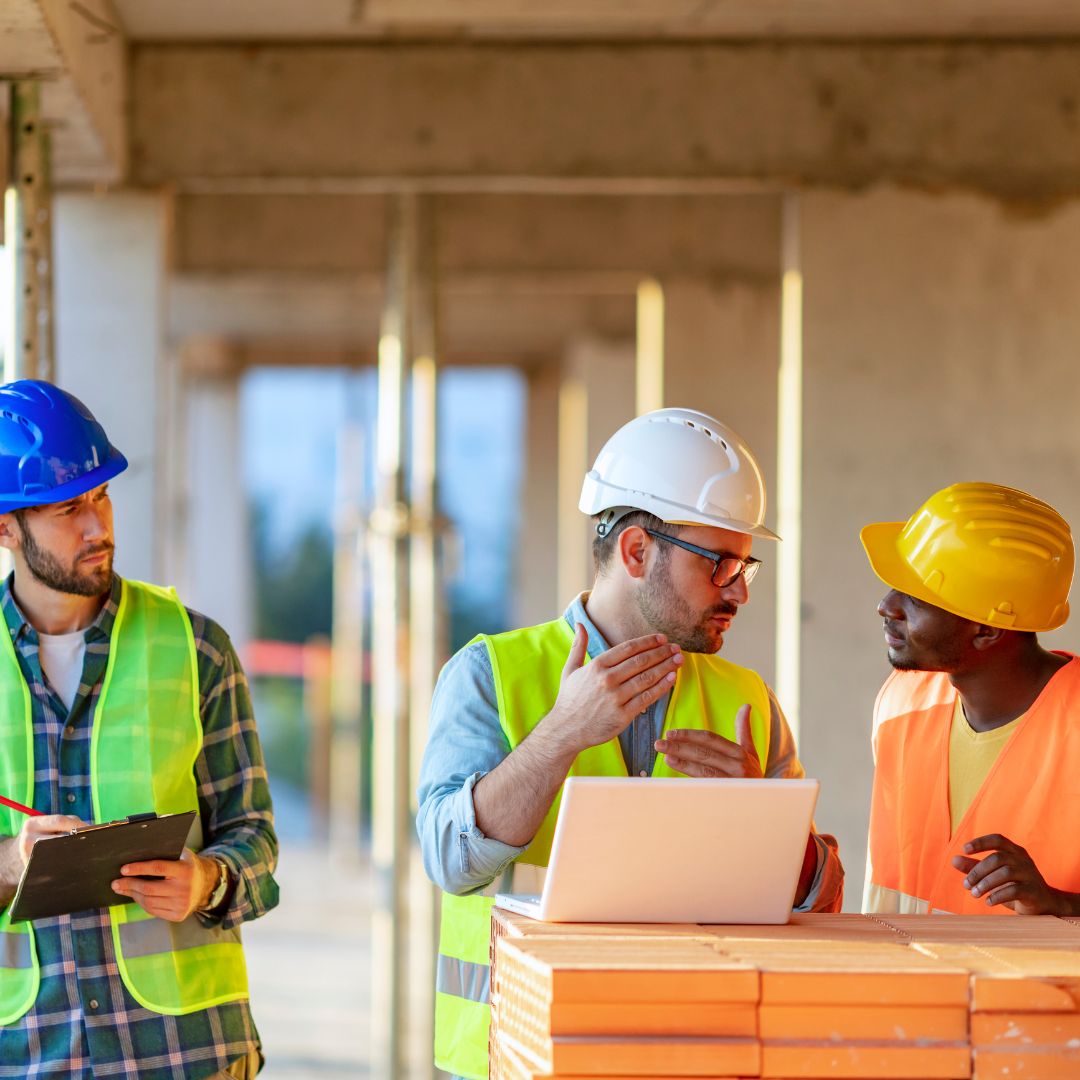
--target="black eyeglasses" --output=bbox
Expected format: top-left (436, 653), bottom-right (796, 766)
top-left (643, 528), bottom-right (762, 589)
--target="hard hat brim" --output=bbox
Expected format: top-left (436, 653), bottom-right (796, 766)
top-left (860, 519), bottom-right (974, 622)
top-left (0, 452), bottom-right (128, 515)
top-left (860, 519), bottom-right (1070, 632)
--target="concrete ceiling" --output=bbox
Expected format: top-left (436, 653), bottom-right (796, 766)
top-left (112, 1), bottom-right (1080, 41)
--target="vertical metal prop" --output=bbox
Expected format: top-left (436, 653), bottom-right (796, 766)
top-left (304, 635), bottom-right (333, 835)
top-left (371, 193), bottom-right (416, 1080)
top-left (330, 422), bottom-right (367, 856)
top-left (775, 193), bottom-right (804, 745)
top-left (4, 82), bottom-right (54, 382)
top-left (635, 278), bottom-right (664, 416)
top-left (408, 197), bottom-right (442, 1079)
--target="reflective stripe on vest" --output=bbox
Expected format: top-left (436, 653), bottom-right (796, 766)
top-left (0, 580), bottom-right (249, 1024)
top-left (867, 657), bottom-right (1080, 916)
top-left (862, 882), bottom-right (931, 915)
top-left (118, 912), bottom-right (243, 959)
top-left (1, 928), bottom-right (33, 969)
top-left (436, 952), bottom-right (490, 1003)
top-left (433, 617), bottom-right (772, 1079)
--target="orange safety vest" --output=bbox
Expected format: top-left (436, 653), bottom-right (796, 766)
top-left (866, 654), bottom-right (1080, 915)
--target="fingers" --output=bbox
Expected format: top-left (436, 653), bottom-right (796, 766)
top-left (18, 815), bottom-right (87, 864)
top-left (621, 668), bottom-right (679, 718)
top-left (983, 884), bottom-right (1024, 908)
top-left (561, 623), bottom-right (588, 682)
top-left (656, 729), bottom-right (742, 760)
top-left (121, 859), bottom-right (184, 879)
top-left (955, 842), bottom-right (1053, 911)
top-left (962, 833), bottom-right (1020, 856)
top-left (597, 633), bottom-right (672, 669)
top-left (734, 704), bottom-right (755, 754)
top-left (654, 728), bottom-right (762, 779)
top-left (967, 863), bottom-right (1020, 899)
top-left (112, 875), bottom-right (174, 900)
top-left (113, 855), bottom-right (197, 922)
top-left (24, 814), bottom-right (85, 838)
top-left (616, 644), bottom-right (683, 706)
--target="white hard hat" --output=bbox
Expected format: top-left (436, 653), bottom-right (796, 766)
top-left (579, 408), bottom-right (779, 541)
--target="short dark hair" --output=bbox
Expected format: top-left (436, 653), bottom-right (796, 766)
top-left (591, 509), bottom-right (676, 574)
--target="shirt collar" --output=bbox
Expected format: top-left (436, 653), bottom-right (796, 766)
top-left (563, 591), bottom-right (612, 660)
top-left (1, 572), bottom-right (122, 645)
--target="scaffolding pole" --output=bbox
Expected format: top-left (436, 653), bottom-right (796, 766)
top-left (329, 421), bottom-right (367, 856)
top-left (4, 82), bottom-right (54, 382)
top-left (370, 193), bottom-right (416, 1080)
top-left (408, 196), bottom-right (443, 1080)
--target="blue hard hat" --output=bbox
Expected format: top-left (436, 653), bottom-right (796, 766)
top-left (0, 380), bottom-right (128, 514)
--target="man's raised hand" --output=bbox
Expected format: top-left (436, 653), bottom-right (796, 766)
top-left (655, 703), bottom-right (764, 779)
top-left (544, 624), bottom-right (683, 753)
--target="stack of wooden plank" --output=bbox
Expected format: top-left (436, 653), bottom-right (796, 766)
top-left (716, 935), bottom-right (970, 1078)
top-left (887, 917), bottom-right (1080, 1080)
top-left (495, 937), bottom-right (759, 1078)
top-left (488, 911), bottom-right (717, 1079)
top-left (488, 910), bottom-right (1080, 1079)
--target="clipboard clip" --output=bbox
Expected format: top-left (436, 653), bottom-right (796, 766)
top-left (70, 811), bottom-right (160, 835)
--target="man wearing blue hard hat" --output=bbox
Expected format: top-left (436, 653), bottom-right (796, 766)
top-left (0, 381), bottom-right (278, 1078)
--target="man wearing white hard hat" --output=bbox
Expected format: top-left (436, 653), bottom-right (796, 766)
top-left (417, 408), bottom-right (844, 1080)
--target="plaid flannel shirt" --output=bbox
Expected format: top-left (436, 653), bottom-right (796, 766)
top-left (0, 574), bottom-right (279, 1079)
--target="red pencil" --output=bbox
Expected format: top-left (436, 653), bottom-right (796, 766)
top-left (0, 793), bottom-right (42, 817)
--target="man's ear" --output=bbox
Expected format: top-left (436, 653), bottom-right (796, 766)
top-left (971, 622), bottom-right (1008, 652)
top-left (617, 525), bottom-right (649, 580)
top-left (0, 513), bottom-right (21, 553)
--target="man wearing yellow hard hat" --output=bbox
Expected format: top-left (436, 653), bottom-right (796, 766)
top-left (861, 482), bottom-right (1079, 916)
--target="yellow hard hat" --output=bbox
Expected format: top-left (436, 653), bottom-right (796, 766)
top-left (861, 482), bottom-right (1073, 632)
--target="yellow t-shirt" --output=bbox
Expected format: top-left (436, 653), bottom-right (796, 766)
top-left (949, 697), bottom-right (1024, 835)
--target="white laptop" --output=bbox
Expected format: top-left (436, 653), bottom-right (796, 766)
top-left (494, 776), bottom-right (819, 924)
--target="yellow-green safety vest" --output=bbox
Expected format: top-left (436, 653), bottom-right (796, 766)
top-left (0, 579), bottom-right (249, 1024)
top-left (433, 617), bottom-right (771, 1079)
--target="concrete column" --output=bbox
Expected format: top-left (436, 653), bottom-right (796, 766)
top-left (53, 191), bottom-right (168, 584)
top-left (515, 361), bottom-right (561, 627)
top-left (558, 337), bottom-right (636, 606)
top-left (799, 187), bottom-right (1080, 907)
top-left (183, 372), bottom-right (252, 650)
top-left (661, 276), bottom-right (781, 686)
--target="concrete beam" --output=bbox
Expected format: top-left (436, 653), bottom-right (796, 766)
top-left (134, 42), bottom-right (1080, 202)
top-left (174, 193), bottom-right (781, 279)
top-left (0, 0), bottom-right (128, 183)
top-left (169, 272), bottom-right (635, 366)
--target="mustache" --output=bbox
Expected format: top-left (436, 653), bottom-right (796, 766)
top-left (78, 542), bottom-right (114, 561)
top-left (709, 602), bottom-right (739, 618)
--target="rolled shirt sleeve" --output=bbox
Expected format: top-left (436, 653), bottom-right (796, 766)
top-left (416, 641), bottom-right (527, 895)
top-left (189, 611), bottom-right (280, 929)
top-left (762, 686), bottom-right (845, 913)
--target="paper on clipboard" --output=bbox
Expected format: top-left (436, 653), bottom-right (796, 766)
top-left (8, 810), bottom-right (197, 923)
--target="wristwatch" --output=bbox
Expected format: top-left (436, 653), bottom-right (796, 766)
top-left (199, 857), bottom-right (232, 914)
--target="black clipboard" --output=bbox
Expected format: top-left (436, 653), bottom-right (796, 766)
top-left (9, 810), bottom-right (197, 923)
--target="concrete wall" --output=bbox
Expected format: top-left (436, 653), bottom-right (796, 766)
top-left (54, 191), bottom-right (167, 584)
top-left (800, 186), bottom-right (1080, 908)
top-left (183, 375), bottom-right (253, 649)
top-left (663, 276), bottom-right (781, 686)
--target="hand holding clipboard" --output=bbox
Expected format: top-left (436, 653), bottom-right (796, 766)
top-left (2, 793), bottom-right (197, 923)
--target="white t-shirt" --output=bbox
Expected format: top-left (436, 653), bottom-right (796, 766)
top-left (38, 630), bottom-right (87, 713)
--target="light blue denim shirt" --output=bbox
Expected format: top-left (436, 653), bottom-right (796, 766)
top-left (416, 594), bottom-right (844, 911)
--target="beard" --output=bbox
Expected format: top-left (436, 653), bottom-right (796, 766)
top-left (19, 518), bottom-right (114, 597)
top-left (635, 555), bottom-right (738, 654)
top-left (885, 636), bottom-right (968, 674)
